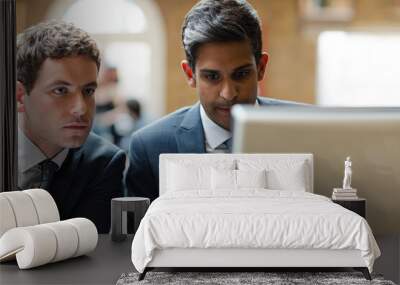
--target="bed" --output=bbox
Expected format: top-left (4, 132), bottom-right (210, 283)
top-left (131, 154), bottom-right (380, 280)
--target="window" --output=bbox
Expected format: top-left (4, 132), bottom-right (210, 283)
top-left (317, 31), bottom-right (400, 106)
top-left (63, 0), bottom-right (146, 34)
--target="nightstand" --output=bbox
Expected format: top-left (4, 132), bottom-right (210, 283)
top-left (332, 198), bottom-right (366, 218)
top-left (110, 197), bottom-right (150, 241)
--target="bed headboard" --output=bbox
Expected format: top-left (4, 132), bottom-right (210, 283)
top-left (159, 153), bottom-right (313, 195)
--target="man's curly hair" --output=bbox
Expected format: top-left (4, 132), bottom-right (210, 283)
top-left (17, 21), bottom-right (101, 93)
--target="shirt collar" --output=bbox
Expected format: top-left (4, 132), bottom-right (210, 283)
top-left (18, 128), bottom-right (68, 172)
top-left (200, 100), bottom-right (260, 150)
top-left (200, 105), bottom-right (232, 150)
top-left (52, 148), bottom-right (68, 168)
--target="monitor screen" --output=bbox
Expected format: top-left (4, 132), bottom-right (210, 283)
top-left (232, 105), bottom-right (400, 235)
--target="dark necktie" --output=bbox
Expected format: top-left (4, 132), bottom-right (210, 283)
top-left (39, 159), bottom-right (59, 190)
top-left (18, 159), bottom-right (59, 190)
top-left (216, 138), bottom-right (232, 153)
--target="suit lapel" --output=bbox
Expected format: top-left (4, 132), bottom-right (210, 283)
top-left (175, 103), bottom-right (206, 153)
top-left (175, 98), bottom-right (268, 154)
top-left (50, 147), bottom-right (83, 219)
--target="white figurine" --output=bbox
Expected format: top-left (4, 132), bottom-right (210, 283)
top-left (342, 156), bottom-right (352, 189)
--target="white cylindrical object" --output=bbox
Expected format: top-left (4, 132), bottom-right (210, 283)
top-left (65, 218), bottom-right (98, 257)
top-left (0, 196), bottom-right (17, 237)
top-left (42, 221), bottom-right (79, 262)
top-left (23, 189), bottom-right (60, 223)
top-left (0, 218), bottom-right (98, 269)
top-left (0, 226), bottom-right (57, 269)
top-left (0, 192), bottom-right (39, 227)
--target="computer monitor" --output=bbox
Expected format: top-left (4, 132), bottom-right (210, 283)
top-left (232, 105), bottom-right (400, 235)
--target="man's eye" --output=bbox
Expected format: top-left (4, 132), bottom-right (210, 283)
top-left (233, 70), bottom-right (251, 80)
top-left (83, 87), bottom-right (96, 97)
top-left (53, 87), bottom-right (68, 95)
top-left (204, 73), bottom-right (220, 82)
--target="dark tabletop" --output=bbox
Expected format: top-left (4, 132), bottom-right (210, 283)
top-left (0, 234), bottom-right (134, 285)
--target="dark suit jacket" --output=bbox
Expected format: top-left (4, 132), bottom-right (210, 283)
top-left (50, 133), bottom-right (125, 233)
top-left (125, 97), bottom-right (299, 201)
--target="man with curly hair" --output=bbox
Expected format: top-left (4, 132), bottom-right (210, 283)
top-left (16, 21), bottom-right (125, 233)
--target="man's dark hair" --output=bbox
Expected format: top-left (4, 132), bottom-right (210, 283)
top-left (126, 99), bottom-right (141, 118)
top-left (181, 0), bottom-right (262, 71)
top-left (17, 21), bottom-right (101, 94)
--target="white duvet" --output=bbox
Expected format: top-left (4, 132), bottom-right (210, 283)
top-left (131, 190), bottom-right (380, 273)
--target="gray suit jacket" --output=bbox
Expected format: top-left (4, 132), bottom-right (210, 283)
top-left (125, 97), bottom-right (299, 201)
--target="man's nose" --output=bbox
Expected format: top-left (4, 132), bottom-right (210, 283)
top-left (219, 80), bottom-right (238, 101)
top-left (70, 92), bottom-right (87, 117)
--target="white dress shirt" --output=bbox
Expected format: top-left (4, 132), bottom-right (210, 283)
top-left (200, 101), bottom-right (260, 153)
top-left (200, 105), bottom-right (232, 153)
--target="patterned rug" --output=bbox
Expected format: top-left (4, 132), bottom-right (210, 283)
top-left (117, 271), bottom-right (396, 285)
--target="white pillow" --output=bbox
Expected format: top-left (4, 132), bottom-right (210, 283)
top-left (211, 169), bottom-right (267, 190)
top-left (237, 169), bottom-right (267, 189)
top-left (238, 159), bottom-right (309, 191)
top-left (166, 160), bottom-right (235, 192)
top-left (211, 169), bottom-right (236, 190)
top-left (266, 164), bottom-right (307, 191)
top-left (167, 162), bottom-right (210, 191)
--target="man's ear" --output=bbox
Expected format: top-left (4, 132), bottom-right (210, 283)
top-left (181, 60), bottom-right (196, 88)
top-left (16, 81), bottom-right (27, 112)
top-left (257, 52), bottom-right (269, 81)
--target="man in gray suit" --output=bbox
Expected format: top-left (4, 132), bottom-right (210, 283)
top-left (125, 0), bottom-right (298, 201)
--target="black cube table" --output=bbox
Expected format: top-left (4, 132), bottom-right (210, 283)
top-left (332, 198), bottom-right (366, 218)
top-left (111, 197), bottom-right (150, 242)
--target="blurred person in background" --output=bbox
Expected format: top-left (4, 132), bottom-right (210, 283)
top-left (92, 66), bottom-right (124, 142)
top-left (114, 98), bottom-right (149, 152)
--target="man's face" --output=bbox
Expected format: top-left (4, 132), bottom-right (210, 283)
top-left (182, 40), bottom-right (268, 130)
top-left (17, 56), bottom-right (98, 156)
